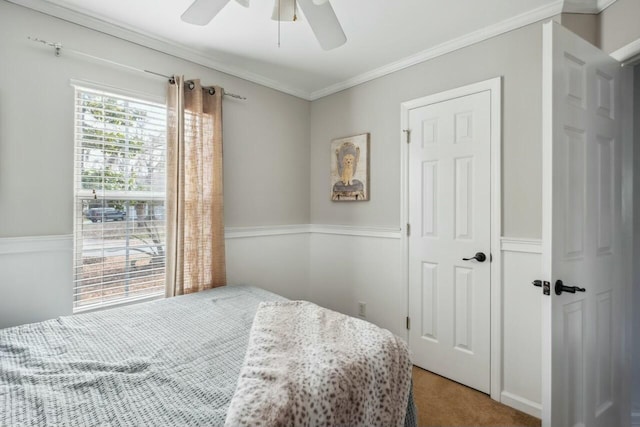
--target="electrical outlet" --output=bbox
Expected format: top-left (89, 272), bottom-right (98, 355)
top-left (358, 301), bottom-right (366, 318)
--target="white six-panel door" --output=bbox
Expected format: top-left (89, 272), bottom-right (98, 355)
top-left (542, 21), bottom-right (623, 427)
top-left (408, 89), bottom-right (492, 393)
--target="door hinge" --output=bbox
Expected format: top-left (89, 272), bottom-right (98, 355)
top-left (406, 316), bottom-right (411, 330)
top-left (406, 223), bottom-right (411, 236)
top-left (403, 129), bottom-right (411, 143)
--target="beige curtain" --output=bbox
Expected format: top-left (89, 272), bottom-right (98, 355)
top-left (165, 76), bottom-right (226, 297)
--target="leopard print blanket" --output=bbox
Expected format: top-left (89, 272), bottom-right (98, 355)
top-left (224, 301), bottom-right (412, 427)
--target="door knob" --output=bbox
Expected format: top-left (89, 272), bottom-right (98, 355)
top-left (554, 280), bottom-right (586, 295)
top-left (462, 252), bottom-right (486, 263)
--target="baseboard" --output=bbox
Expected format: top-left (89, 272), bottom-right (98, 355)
top-left (0, 234), bottom-right (73, 255)
top-left (500, 391), bottom-right (542, 419)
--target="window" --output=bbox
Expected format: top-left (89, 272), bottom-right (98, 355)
top-left (73, 85), bottom-right (166, 312)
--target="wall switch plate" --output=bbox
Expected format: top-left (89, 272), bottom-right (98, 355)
top-left (358, 301), bottom-right (366, 318)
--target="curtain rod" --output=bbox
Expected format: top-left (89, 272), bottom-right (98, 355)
top-left (28, 37), bottom-right (247, 100)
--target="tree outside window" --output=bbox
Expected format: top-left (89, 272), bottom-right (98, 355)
top-left (73, 88), bottom-right (166, 310)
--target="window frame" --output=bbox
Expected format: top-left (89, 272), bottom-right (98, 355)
top-left (71, 81), bottom-right (168, 313)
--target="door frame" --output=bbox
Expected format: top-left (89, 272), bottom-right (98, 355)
top-left (612, 34), bottom-right (638, 427)
top-left (400, 76), bottom-right (502, 400)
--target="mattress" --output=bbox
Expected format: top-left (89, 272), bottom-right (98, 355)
top-left (0, 285), bottom-right (416, 426)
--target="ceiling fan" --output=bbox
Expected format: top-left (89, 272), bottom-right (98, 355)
top-left (180, 0), bottom-right (347, 50)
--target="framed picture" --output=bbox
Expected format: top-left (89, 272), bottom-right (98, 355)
top-left (330, 133), bottom-right (370, 201)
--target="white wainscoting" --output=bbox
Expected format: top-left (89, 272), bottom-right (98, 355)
top-left (0, 228), bottom-right (544, 419)
top-left (0, 235), bottom-right (73, 329)
top-left (225, 228), bottom-right (310, 301)
top-left (500, 237), bottom-right (543, 418)
top-left (309, 229), bottom-right (406, 338)
top-left (226, 224), bottom-right (403, 336)
top-left (160, 226), bottom-right (549, 419)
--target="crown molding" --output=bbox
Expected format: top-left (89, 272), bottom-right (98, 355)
top-left (563, 0), bottom-right (599, 13)
top-left (610, 38), bottom-right (640, 65)
top-left (563, 0), bottom-right (618, 13)
top-left (6, 0), bottom-right (312, 100)
top-left (596, 0), bottom-right (618, 12)
top-left (10, 0), bottom-right (567, 101)
top-left (309, 0), bottom-right (563, 100)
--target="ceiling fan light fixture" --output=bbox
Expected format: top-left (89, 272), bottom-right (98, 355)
top-left (180, 0), bottom-right (345, 51)
top-left (271, 0), bottom-right (297, 22)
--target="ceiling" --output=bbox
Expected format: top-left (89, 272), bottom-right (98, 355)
top-left (9, 0), bottom-right (615, 99)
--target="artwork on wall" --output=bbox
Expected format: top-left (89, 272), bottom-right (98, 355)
top-left (330, 133), bottom-right (370, 201)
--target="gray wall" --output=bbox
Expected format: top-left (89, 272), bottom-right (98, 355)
top-left (561, 13), bottom-right (598, 46)
top-left (0, 1), bottom-right (310, 238)
top-left (598, 0), bottom-right (640, 54)
top-left (0, 1), bottom-right (310, 328)
top-left (310, 21), bottom-right (543, 238)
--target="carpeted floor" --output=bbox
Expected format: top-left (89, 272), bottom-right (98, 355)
top-left (412, 366), bottom-right (541, 427)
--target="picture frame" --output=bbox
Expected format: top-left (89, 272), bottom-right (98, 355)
top-left (330, 133), bottom-right (370, 201)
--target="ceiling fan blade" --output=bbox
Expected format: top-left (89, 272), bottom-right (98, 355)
top-left (181, 0), bottom-right (232, 25)
top-left (296, 0), bottom-right (346, 50)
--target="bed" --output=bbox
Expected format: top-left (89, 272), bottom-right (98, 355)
top-left (1, 285), bottom-right (416, 426)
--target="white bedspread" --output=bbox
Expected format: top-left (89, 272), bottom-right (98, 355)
top-left (225, 300), bottom-right (412, 427)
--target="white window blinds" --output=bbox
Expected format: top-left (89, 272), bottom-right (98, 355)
top-left (73, 86), bottom-right (167, 312)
